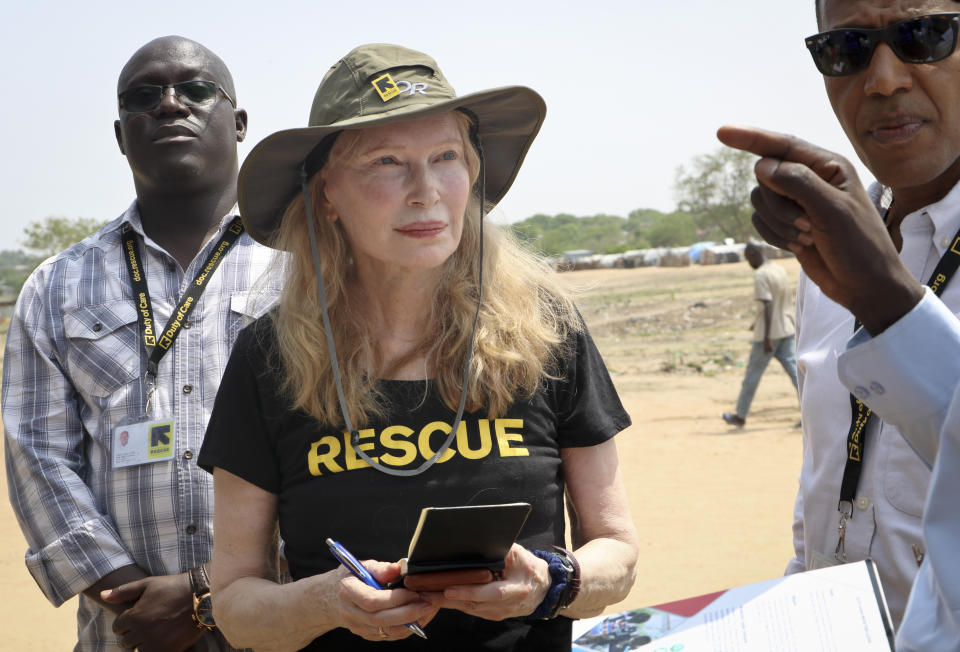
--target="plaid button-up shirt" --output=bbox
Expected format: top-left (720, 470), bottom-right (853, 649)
top-left (3, 202), bottom-right (281, 650)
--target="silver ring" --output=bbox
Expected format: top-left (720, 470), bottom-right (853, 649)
top-left (378, 626), bottom-right (388, 639)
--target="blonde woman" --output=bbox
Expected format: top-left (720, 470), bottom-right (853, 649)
top-left (198, 44), bottom-right (638, 651)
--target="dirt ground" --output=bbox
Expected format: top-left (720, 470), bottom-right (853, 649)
top-left (0, 259), bottom-right (803, 649)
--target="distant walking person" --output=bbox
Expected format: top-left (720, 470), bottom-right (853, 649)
top-left (723, 243), bottom-right (798, 427)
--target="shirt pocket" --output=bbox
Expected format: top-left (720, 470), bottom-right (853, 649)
top-left (63, 301), bottom-right (141, 398)
top-left (883, 424), bottom-right (932, 518)
top-left (228, 290), bottom-right (279, 339)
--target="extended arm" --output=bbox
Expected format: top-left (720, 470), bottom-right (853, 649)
top-left (2, 274), bottom-right (137, 605)
top-left (831, 284), bottom-right (960, 652)
top-left (559, 437), bottom-right (639, 618)
top-left (836, 290), bottom-right (960, 466)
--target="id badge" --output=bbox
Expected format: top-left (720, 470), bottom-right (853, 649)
top-left (113, 415), bottom-right (177, 468)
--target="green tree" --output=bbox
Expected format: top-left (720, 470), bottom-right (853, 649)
top-left (22, 216), bottom-right (107, 258)
top-left (510, 213), bottom-right (569, 251)
top-left (509, 208), bottom-right (708, 255)
top-left (537, 218), bottom-right (582, 256)
top-left (626, 208), bottom-right (699, 248)
top-left (510, 213), bottom-right (632, 256)
top-left (646, 211), bottom-right (699, 248)
top-left (0, 250), bottom-right (41, 298)
top-left (624, 209), bottom-right (663, 241)
top-left (0, 217), bottom-right (106, 297)
top-left (572, 214), bottom-right (629, 253)
top-left (674, 148), bottom-right (757, 242)
top-left (0, 266), bottom-right (32, 298)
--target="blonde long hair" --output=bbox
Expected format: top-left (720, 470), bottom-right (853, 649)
top-left (270, 111), bottom-right (579, 426)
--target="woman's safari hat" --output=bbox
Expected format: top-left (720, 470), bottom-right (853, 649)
top-left (238, 43), bottom-right (546, 247)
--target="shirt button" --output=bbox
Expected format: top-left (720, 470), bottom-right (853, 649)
top-left (183, 320), bottom-right (192, 329)
top-left (93, 322), bottom-right (103, 332)
top-left (853, 386), bottom-right (870, 400)
top-left (942, 236), bottom-right (952, 248)
top-left (186, 523), bottom-right (197, 535)
top-left (182, 384), bottom-right (193, 394)
top-left (869, 382), bottom-right (886, 396)
top-left (856, 496), bottom-right (871, 510)
top-left (183, 450), bottom-right (194, 460)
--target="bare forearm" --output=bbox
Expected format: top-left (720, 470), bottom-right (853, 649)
top-left (82, 564), bottom-right (148, 614)
top-left (562, 535), bottom-right (638, 619)
top-left (215, 573), bottom-right (341, 651)
top-left (763, 301), bottom-right (773, 341)
top-left (559, 441), bottom-right (639, 620)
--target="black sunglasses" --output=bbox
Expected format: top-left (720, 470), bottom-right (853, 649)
top-left (805, 13), bottom-right (960, 76)
top-left (118, 80), bottom-right (236, 113)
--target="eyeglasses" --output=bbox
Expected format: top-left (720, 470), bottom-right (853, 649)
top-left (118, 80), bottom-right (236, 113)
top-left (805, 13), bottom-right (960, 76)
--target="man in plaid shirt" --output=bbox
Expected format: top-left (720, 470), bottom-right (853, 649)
top-left (3, 36), bottom-right (279, 651)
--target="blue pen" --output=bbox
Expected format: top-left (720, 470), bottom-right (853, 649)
top-left (326, 538), bottom-right (428, 640)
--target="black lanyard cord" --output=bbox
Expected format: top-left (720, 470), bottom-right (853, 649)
top-left (838, 222), bottom-right (960, 509)
top-left (122, 217), bottom-right (245, 379)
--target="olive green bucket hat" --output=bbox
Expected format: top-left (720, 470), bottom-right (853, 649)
top-left (238, 43), bottom-right (547, 247)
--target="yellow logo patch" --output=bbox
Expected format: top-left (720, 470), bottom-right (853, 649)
top-left (148, 422), bottom-right (173, 459)
top-left (951, 236), bottom-right (960, 256)
top-left (371, 73), bottom-right (401, 102)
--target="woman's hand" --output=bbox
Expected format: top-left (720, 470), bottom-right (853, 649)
top-left (419, 544), bottom-right (550, 621)
top-left (213, 469), bottom-right (438, 650)
top-left (333, 560), bottom-right (439, 641)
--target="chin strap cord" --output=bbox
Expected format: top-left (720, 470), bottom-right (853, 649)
top-left (299, 137), bottom-right (485, 476)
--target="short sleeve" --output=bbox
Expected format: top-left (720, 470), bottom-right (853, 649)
top-left (552, 322), bottom-right (631, 448)
top-left (198, 319), bottom-right (282, 493)
top-left (754, 267), bottom-right (774, 302)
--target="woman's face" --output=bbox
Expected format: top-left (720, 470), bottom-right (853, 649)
top-left (321, 112), bottom-right (471, 278)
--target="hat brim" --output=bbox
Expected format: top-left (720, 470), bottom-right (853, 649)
top-left (238, 86), bottom-right (546, 248)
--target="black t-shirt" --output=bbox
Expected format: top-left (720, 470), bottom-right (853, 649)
top-left (198, 315), bottom-right (630, 651)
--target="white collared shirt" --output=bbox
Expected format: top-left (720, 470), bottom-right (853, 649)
top-left (788, 179), bottom-right (960, 628)
top-left (837, 290), bottom-right (960, 651)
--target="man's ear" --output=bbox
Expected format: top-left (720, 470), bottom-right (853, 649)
top-left (114, 120), bottom-right (126, 155)
top-left (235, 109), bottom-right (248, 143)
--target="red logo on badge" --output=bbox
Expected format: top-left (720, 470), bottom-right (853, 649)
top-left (120, 430), bottom-right (129, 447)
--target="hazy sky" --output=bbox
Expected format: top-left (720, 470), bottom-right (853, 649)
top-left (1, 0), bottom-right (871, 253)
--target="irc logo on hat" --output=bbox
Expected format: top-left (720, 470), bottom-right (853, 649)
top-left (371, 73), bottom-right (401, 102)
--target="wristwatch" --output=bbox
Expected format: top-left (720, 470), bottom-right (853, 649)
top-left (189, 565), bottom-right (216, 631)
top-left (529, 546), bottom-right (582, 620)
top-left (553, 547), bottom-right (581, 613)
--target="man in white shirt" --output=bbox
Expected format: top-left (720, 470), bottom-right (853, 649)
top-left (837, 280), bottom-right (960, 652)
top-left (718, 0), bottom-right (960, 632)
top-left (717, 1), bottom-right (960, 646)
top-left (722, 242), bottom-right (798, 427)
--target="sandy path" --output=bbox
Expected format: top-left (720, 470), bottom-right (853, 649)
top-left (0, 444), bottom-right (80, 648)
top-left (0, 260), bottom-right (803, 649)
